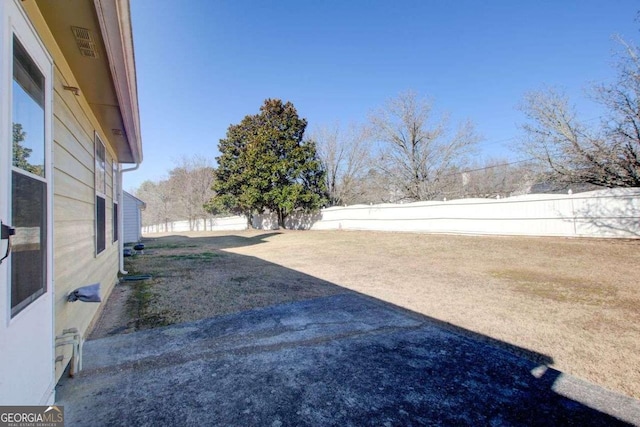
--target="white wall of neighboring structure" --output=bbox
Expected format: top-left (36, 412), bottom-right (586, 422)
top-left (143, 188), bottom-right (640, 239)
top-left (123, 191), bottom-right (144, 243)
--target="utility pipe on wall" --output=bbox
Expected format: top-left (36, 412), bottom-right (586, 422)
top-left (118, 163), bottom-right (139, 275)
top-left (55, 328), bottom-right (82, 377)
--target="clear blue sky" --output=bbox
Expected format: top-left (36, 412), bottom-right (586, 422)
top-left (125, 0), bottom-right (639, 191)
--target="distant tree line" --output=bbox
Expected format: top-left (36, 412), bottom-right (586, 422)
top-left (135, 156), bottom-right (215, 231)
top-left (519, 36), bottom-right (640, 189)
top-left (310, 92), bottom-right (536, 206)
top-left (134, 33), bottom-right (639, 229)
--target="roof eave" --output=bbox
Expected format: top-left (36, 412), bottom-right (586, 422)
top-left (93, 0), bottom-right (142, 164)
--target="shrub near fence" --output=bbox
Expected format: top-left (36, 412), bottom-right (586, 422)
top-left (143, 188), bottom-right (640, 238)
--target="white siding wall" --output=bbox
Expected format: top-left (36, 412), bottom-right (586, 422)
top-left (51, 62), bottom-right (121, 382)
top-left (123, 192), bottom-right (142, 243)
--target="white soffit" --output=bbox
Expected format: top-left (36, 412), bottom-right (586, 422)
top-left (35, 0), bottom-right (142, 164)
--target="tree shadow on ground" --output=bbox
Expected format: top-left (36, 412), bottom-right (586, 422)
top-left (141, 231), bottom-right (284, 250)
top-left (76, 233), bottom-right (638, 426)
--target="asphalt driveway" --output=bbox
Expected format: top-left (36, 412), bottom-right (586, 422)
top-left (56, 294), bottom-right (640, 426)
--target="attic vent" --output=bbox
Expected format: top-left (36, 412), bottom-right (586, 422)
top-left (71, 26), bottom-right (98, 58)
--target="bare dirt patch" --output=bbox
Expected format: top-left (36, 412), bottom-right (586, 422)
top-left (90, 230), bottom-right (640, 399)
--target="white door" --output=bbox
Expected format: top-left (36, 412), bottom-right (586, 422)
top-left (0, 0), bottom-right (54, 405)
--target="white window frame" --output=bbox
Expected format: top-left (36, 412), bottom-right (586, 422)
top-left (1, 2), bottom-right (54, 323)
top-left (95, 133), bottom-right (106, 197)
top-left (0, 0), bottom-right (55, 405)
top-left (95, 133), bottom-right (106, 255)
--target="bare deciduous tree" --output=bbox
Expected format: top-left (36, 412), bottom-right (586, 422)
top-left (312, 123), bottom-right (371, 206)
top-left (134, 155), bottom-right (216, 231)
top-left (459, 159), bottom-right (536, 198)
top-left (520, 38), bottom-right (640, 188)
top-left (136, 179), bottom-right (175, 231)
top-left (369, 91), bottom-right (480, 201)
top-left (169, 155), bottom-right (216, 230)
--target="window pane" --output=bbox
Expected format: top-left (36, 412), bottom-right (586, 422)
top-left (11, 172), bottom-right (47, 316)
top-left (95, 138), bottom-right (105, 195)
top-left (113, 202), bottom-right (118, 242)
top-left (96, 196), bottom-right (106, 253)
top-left (12, 37), bottom-right (45, 177)
top-left (112, 162), bottom-right (118, 201)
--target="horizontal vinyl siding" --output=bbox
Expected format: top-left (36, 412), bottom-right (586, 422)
top-left (123, 193), bottom-right (141, 243)
top-left (51, 64), bottom-right (119, 382)
top-left (53, 195), bottom-right (93, 221)
top-left (52, 114), bottom-right (93, 171)
top-left (54, 167), bottom-right (94, 202)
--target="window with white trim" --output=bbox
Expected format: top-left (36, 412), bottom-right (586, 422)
top-left (95, 134), bottom-right (106, 254)
top-left (10, 36), bottom-right (49, 316)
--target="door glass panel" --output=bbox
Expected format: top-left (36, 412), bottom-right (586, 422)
top-left (10, 36), bottom-right (47, 317)
top-left (12, 37), bottom-right (45, 177)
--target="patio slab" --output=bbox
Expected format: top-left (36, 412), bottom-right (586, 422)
top-left (56, 294), bottom-right (640, 426)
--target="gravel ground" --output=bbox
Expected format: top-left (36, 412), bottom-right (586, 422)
top-left (90, 230), bottom-right (640, 399)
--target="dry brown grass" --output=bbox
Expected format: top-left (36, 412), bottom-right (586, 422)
top-left (91, 230), bottom-right (640, 399)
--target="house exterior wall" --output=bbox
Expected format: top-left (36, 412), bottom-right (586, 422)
top-left (0, 0), bottom-right (56, 404)
top-left (123, 192), bottom-right (142, 243)
top-left (23, 3), bottom-right (121, 383)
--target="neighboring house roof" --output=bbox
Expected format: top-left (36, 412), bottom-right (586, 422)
top-left (36, 0), bottom-right (142, 164)
top-left (529, 181), bottom-right (602, 194)
top-left (124, 191), bottom-right (146, 209)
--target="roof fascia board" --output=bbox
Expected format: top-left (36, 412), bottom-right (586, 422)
top-left (124, 190), bottom-right (145, 206)
top-left (93, 0), bottom-right (142, 164)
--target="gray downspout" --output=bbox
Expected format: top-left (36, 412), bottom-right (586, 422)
top-left (119, 163), bottom-right (140, 275)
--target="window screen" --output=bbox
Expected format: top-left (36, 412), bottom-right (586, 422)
top-left (96, 195), bottom-right (106, 254)
top-left (112, 202), bottom-right (118, 243)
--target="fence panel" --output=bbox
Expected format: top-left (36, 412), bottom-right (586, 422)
top-left (142, 188), bottom-right (640, 238)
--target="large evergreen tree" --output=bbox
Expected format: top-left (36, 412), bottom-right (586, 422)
top-left (210, 99), bottom-right (327, 228)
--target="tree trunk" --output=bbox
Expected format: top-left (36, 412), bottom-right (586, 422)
top-left (245, 211), bottom-right (253, 229)
top-left (277, 209), bottom-right (287, 229)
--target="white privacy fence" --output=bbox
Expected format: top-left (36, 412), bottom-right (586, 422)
top-left (143, 188), bottom-right (640, 238)
top-left (142, 215), bottom-right (247, 233)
